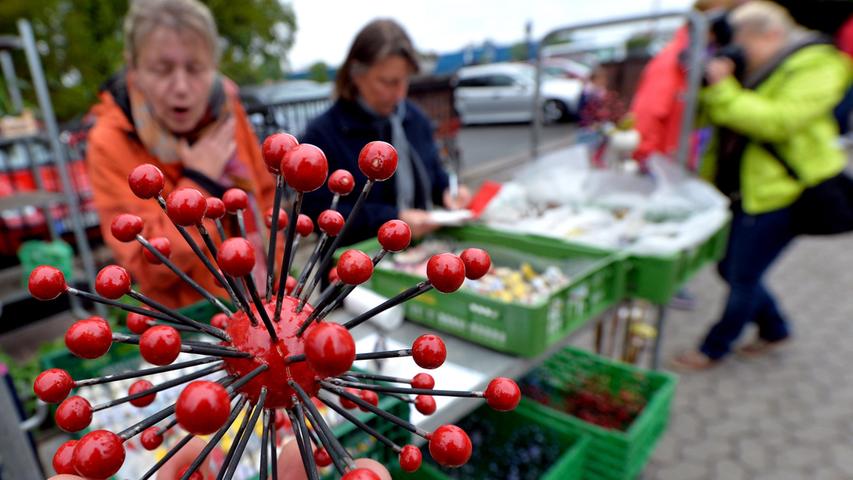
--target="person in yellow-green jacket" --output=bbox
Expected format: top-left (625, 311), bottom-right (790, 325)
top-left (672, 1), bottom-right (853, 370)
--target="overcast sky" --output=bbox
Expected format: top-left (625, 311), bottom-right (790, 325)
top-left (287, 0), bottom-right (694, 70)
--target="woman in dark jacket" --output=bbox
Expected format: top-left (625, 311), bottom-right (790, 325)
top-left (301, 19), bottom-right (469, 246)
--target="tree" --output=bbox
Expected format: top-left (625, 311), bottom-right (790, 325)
top-left (0, 0), bottom-right (296, 122)
top-left (307, 61), bottom-right (329, 83)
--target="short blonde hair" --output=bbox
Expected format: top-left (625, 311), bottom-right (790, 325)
top-left (729, 1), bottom-right (796, 36)
top-left (123, 0), bottom-right (219, 65)
top-left (693, 0), bottom-right (738, 13)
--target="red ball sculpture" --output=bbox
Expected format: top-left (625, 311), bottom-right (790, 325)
top-left (205, 197), bottom-right (226, 219)
top-left (223, 188), bottom-right (249, 213)
top-left (110, 214), bottom-right (143, 242)
top-left (166, 188), bottom-right (207, 226)
top-left (318, 210), bottom-right (345, 236)
top-left (95, 265), bottom-right (131, 299)
top-left (128, 379), bottom-right (157, 407)
top-left (282, 144), bottom-right (328, 192)
top-left (328, 169), bottom-right (355, 195)
top-left (217, 238), bottom-right (256, 277)
top-left (304, 323), bottom-right (356, 378)
top-left (262, 132), bottom-right (299, 174)
top-left (176, 380), bottom-right (231, 435)
top-left (412, 334), bottom-right (447, 369)
top-left (399, 444), bottom-right (423, 473)
top-left (142, 237), bottom-right (172, 264)
top-left (484, 377), bottom-right (521, 412)
top-left (358, 141), bottom-right (398, 181)
top-left (139, 326), bottom-right (182, 366)
top-left (52, 439), bottom-right (77, 474)
top-left (378, 219), bottom-right (412, 252)
top-left (128, 164), bottom-right (164, 199)
top-left (429, 425), bottom-right (472, 468)
top-left (56, 395), bottom-right (92, 433)
top-left (28, 265), bottom-right (66, 300)
top-left (140, 427), bottom-right (163, 450)
top-left (426, 254), bottom-right (466, 293)
top-left (33, 368), bottom-right (74, 403)
top-left (460, 248), bottom-right (492, 280)
top-left (65, 317), bottom-right (112, 359)
top-left (73, 429), bottom-right (126, 479)
top-left (336, 250), bottom-right (373, 285)
top-left (414, 395), bottom-right (437, 415)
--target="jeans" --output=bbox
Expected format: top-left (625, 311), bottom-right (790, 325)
top-left (700, 205), bottom-right (796, 359)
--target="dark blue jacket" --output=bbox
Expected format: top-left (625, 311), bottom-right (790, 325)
top-left (300, 99), bottom-right (449, 246)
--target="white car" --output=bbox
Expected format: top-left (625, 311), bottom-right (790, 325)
top-left (454, 63), bottom-right (583, 125)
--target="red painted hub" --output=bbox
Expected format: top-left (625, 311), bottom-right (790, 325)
top-left (222, 296), bottom-right (320, 408)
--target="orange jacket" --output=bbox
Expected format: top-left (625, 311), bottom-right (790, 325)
top-left (631, 27), bottom-right (689, 162)
top-left (86, 82), bottom-right (276, 309)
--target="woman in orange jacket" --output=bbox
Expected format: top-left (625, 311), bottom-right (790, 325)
top-left (86, 0), bottom-right (276, 308)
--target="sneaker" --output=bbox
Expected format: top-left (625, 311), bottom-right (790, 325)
top-left (669, 350), bottom-right (719, 372)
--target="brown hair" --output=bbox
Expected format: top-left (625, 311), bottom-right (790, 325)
top-left (124, 0), bottom-right (219, 66)
top-left (335, 19), bottom-right (420, 101)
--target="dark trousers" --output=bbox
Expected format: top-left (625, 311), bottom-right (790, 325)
top-left (700, 205), bottom-right (796, 359)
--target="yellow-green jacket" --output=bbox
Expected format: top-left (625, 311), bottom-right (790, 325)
top-left (699, 43), bottom-right (852, 214)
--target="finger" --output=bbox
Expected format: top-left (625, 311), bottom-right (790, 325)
top-left (354, 458), bottom-right (393, 480)
top-left (276, 438), bottom-right (309, 480)
top-left (156, 436), bottom-right (214, 480)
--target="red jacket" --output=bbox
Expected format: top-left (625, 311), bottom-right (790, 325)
top-left (86, 81), bottom-right (276, 308)
top-left (631, 27), bottom-right (690, 162)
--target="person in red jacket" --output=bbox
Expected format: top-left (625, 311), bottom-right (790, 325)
top-left (86, 0), bottom-right (277, 308)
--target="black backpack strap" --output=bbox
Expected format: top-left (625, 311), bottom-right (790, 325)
top-left (760, 142), bottom-right (801, 181)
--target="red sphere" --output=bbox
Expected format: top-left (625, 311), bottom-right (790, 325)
top-left (414, 395), bottom-right (437, 415)
top-left (262, 132), bottom-right (299, 174)
top-left (53, 439), bottom-right (77, 474)
top-left (140, 426), bottom-right (163, 450)
top-left (314, 448), bottom-right (332, 468)
top-left (73, 429), bottom-right (126, 479)
top-left (65, 317), bottom-right (112, 359)
top-left (304, 323), bottom-right (356, 378)
top-left (426, 253), bottom-right (466, 293)
top-left (139, 326), bottom-right (182, 366)
top-left (205, 197), bottom-right (226, 219)
top-left (217, 238), bottom-right (256, 277)
top-left (128, 164), bottom-right (164, 199)
top-left (166, 188), bottom-right (207, 226)
top-left (285, 275), bottom-right (297, 295)
top-left (399, 444), bottom-right (423, 473)
top-left (358, 389), bottom-right (379, 412)
top-left (411, 373), bottom-right (435, 390)
top-left (337, 250), bottom-right (373, 285)
top-left (95, 265), bottom-right (131, 299)
top-left (378, 220), bottom-right (412, 252)
top-left (34, 368), bottom-right (74, 403)
top-left (340, 388), bottom-right (360, 410)
top-left (55, 395), bottom-right (92, 432)
top-left (318, 210), bottom-right (344, 236)
top-left (412, 334), bottom-right (446, 369)
top-left (222, 297), bottom-right (320, 408)
top-left (176, 380), bottom-right (231, 435)
top-left (28, 265), bottom-right (67, 300)
top-left (126, 312), bottom-right (153, 334)
top-left (210, 313), bottom-right (228, 330)
top-left (223, 188), bottom-right (249, 213)
top-left (460, 248), bottom-right (492, 280)
top-left (265, 207), bottom-right (288, 230)
top-left (128, 379), bottom-right (156, 407)
top-left (342, 469), bottom-right (381, 480)
top-left (142, 237), bottom-right (172, 264)
top-left (282, 143), bottom-right (328, 192)
top-left (178, 466), bottom-right (204, 480)
top-left (110, 214), bottom-right (143, 242)
top-left (328, 267), bottom-right (340, 284)
top-left (358, 141), bottom-right (398, 181)
top-left (328, 169), bottom-right (355, 195)
top-left (484, 377), bottom-right (521, 412)
top-left (296, 214), bottom-right (314, 237)
top-left (429, 425), bottom-right (472, 468)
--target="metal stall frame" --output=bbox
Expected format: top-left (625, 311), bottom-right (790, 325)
top-left (530, 11), bottom-right (710, 370)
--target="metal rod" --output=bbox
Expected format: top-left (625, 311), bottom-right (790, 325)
top-left (128, 290), bottom-right (230, 341)
top-left (215, 219), bottom-right (228, 243)
top-left (318, 394), bottom-right (402, 453)
top-left (343, 371), bottom-right (415, 385)
top-left (290, 381), bottom-right (353, 472)
top-left (329, 379), bottom-right (481, 399)
top-left (275, 192), bottom-right (304, 321)
top-left (301, 401), bottom-right (349, 475)
top-left (140, 432), bottom-right (195, 480)
top-left (320, 381), bottom-right (429, 438)
top-left (242, 275), bottom-right (279, 342)
top-left (295, 282), bottom-right (343, 335)
top-left (235, 209), bottom-right (248, 239)
top-left (93, 363), bottom-right (226, 412)
top-left (293, 234), bottom-right (329, 300)
top-left (221, 388), bottom-right (267, 480)
top-left (226, 364), bottom-right (269, 394)
top-left (266, 176), bottom-right (285, 302)
top-left (299, 180), bottom-right (374, 310)
top-left (74, 357), bottom-right (222, 388)
top-left (178, 397), bottom-right (248, 480)
top-left (343, 281), bottom-right (432, 330)
top-left (67, 288), bottom-right (205, 327)
top-left (260, 408), bottom-right (271, 480)
top-left (216, 394), bottom-right (258, 480)
top-left (268, 411), bottom-right (278, 480)
top-left (290, 401), bottom-right (321, 480)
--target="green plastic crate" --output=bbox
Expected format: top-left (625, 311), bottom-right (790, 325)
top-left (624, 221), bottom-right (730, 304)
top-left (392, 400), bottom-right (588, 480)
top-left (342, 226), bottom-right (627, 357)
top-left (519, 346), bottom-right (677, 480)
